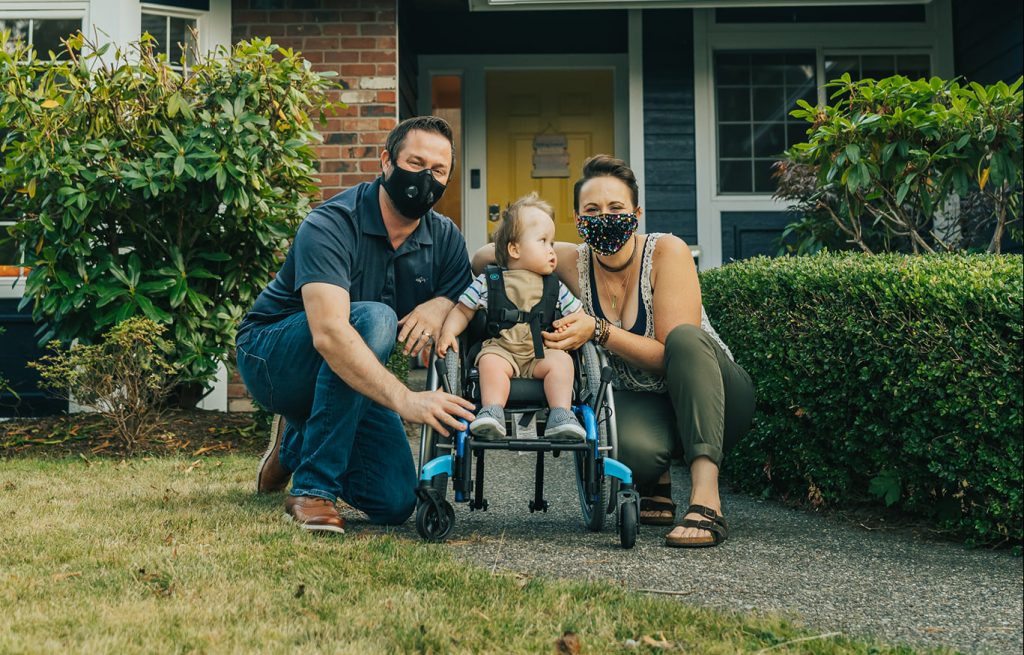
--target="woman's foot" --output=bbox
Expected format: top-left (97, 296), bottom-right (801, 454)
top-left (639, 473), bottom-right (676, 525)
top-left (665, 502), bottom-right (722, 541)
top-left (665, 503), bottom-right (727, 547)
top-left (665, 457), bottom-right (726, 547)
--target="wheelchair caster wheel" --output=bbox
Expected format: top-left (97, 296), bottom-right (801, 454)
top-left (619, 498), bottom-right (638, 549)
top-left (415, 499), bottom-right (455, 542)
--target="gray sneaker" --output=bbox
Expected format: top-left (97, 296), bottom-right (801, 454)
top-left (470, 404), bottom-right (507, 440)
top-left (544, 408), bottom-right (586, 441)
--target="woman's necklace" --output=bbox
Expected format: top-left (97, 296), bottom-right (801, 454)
top-left (595, 235), bottom-right (638, 273)
top-left (595, 244), bottom-right (638, 325)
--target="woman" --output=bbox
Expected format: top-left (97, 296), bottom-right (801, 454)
top-left (472, 155), bottom-right (755, 547)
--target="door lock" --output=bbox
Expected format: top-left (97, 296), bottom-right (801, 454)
top-left (488, 204), bottom-right (501, 222)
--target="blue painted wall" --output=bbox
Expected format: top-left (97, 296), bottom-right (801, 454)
top-left (641, 9), bottom-right (698, 244)
top-left (0, 298), bottom-right (64, 417)
top-left (953, 0), bottom-right (1023, 85)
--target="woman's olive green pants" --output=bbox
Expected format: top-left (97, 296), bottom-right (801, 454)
top-left (613, 324), bottom-right (756, 489)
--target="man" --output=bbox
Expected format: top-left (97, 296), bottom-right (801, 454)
top-left (235, 116), bottom-right (476, 534)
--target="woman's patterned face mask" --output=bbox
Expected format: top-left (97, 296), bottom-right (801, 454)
top-left (576, 212), bottom-right (639, 256)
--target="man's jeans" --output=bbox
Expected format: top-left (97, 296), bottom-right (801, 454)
top-left (235, 302), bottom-right (416, 525)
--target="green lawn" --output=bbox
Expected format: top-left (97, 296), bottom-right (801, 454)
top-left (0, 456), bottom-right (941, 654)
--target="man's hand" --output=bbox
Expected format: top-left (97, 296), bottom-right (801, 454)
top-left (398, 297), bottom-right (453, 357)
top-left (400, 389), bottom-right (476, 437)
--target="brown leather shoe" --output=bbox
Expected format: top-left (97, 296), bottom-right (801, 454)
top-left (257, 415), bottom-right (292, 494)
top-left (284, 495), bottom-right (346, 534)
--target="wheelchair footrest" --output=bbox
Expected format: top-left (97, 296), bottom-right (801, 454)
top-left (468, 439), bottom-right (591, 452)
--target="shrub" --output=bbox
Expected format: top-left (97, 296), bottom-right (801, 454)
top-left (781, 75), bottom-right (1022, 255)
top-left (0, 33), bottom-right (341, 405)
top-left (701, 253), bottom-right (1023, 546)
top-left (29, 317), bottom-right (177, 449)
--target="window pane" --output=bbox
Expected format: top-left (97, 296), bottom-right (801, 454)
top-left (31, 19), bottom-right (80, 57)
top-left (754, 160), bottom-right (778, 193)
top-left (786, 57), bottom-right (815, 85)
top-left (720, 160), bottom-right (752, 193)
top-left (787, 122), bottom-right (810, 147)
top-left (753, 124), bottom-right (786, 158)
top-left (897, 54), bottom-right (930, 79)
top-left (718, 87), bottom-right (750, 121)
top-left (169, 17), bottom-right (197, 67)
top-left (141, 13), bottom-right (167, 55)
top-left (716, 53), bottom-right (750, 85)
top-left (752, 86), bottom-right (785, 121)
top-left (824, 55), bottom-right (858, 81)
top-left (861, 54), bottom-right (895, 80)
top-left (1, 20), bottom-right (31, 53)
top-left (719, 124), bottom-right (752, 158)
top-left (751, 53), bottom-right (787, 85)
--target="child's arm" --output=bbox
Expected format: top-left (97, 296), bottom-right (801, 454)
top-left (436, 304), bottom-right (476, 356)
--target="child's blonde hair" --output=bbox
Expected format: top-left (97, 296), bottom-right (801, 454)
top-left (492, 192), bottom-right (554, 267)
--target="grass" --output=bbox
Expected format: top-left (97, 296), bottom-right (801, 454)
top-left (0, 456), bottom-right (944, 654)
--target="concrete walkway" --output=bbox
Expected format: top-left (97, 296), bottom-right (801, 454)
top-left (361, 370), bottom-right (1024, 654)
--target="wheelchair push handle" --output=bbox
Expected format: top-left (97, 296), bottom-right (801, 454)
top-left (434, 356), bottom-right (452, 395)
top-left (591, 365), bottom-right (615, 411)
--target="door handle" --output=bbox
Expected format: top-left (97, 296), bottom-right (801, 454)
top-left (488, 204), bottom-right (501, 222)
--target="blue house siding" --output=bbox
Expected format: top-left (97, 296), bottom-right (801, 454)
top-left (721, 211), bottom-right (797, 262)
top-left (0, 299), bottom-right (64, 417)
top-left (953, 0), bottom-right (1023, 85)
top-left (642, 9), bottom-right (698, 244)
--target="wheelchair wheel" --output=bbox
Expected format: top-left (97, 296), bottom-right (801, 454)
top-left (574, 342), bottom-right (611, 532)
top-left (419, 350), bottom-right (463, 494)
top-left (415, 498), bottom-right (456, 542)
top-left (619, 496), bottom-right (638, 549)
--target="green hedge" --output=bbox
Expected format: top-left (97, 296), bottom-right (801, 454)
top-left (701, 253), bottom-right (1023, 546)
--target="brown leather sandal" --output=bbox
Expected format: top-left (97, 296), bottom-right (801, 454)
top-left (664, 504), bottom-right (728, 548)
top-left (639, 480), bottom-right (676, 526)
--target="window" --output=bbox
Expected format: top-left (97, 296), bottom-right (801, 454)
top-left (715, 51), bottom-right (817, 194)
top-left (714, 50), bottom-right (933, 195)
top-left (1, 18), bottom-right (82, 57)
top-left (141, 11), bottom-right (198, 72)
top-left (824, 53), bottom-right (931, 82)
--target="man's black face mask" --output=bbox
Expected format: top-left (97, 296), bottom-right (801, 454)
top-left (382, 157), bottom-right (447, 220)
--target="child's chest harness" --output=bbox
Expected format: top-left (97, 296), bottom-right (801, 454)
top-left (483, 264), bottom-right (561, 359)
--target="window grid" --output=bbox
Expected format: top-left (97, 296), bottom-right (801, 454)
top-left (715, 50), bottom-right (932, 195)
top-left (715, 51), bottom-right (816, 195)
top-left (141, 11), bottom-right (198, 73)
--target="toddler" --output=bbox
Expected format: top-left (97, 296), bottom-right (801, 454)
top-left (436, 193), bottom-right (586, 441)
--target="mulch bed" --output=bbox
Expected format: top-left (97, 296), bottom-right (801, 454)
top-left (0, 410), bottom-right (270, 459)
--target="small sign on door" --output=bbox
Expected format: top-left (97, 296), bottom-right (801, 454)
top-left (532, 133), bottom-right (569, 178)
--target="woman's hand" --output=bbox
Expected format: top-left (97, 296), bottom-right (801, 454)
top-left (542, 312), bottom-right (596, 351)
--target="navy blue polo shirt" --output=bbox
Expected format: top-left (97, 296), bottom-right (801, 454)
top-left (238, 178), bottom-right (471, 339)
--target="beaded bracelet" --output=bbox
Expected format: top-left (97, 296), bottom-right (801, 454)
top-left (591, 315), bottom-right (603, 343)
top-left (598, 319), bottom-right (612, 347)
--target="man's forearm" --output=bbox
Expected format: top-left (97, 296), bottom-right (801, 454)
top-left (313, 324), bottom-right (408, 410)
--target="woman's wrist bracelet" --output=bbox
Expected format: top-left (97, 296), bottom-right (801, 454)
top-left (598, 319), bottom-right (612, 346)
top-left (591, 315), bottom-right (602, 343)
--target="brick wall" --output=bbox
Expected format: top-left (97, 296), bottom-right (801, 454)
top-left (228, 0), bottom-right (399, 411)
top-left (231, 0), bottom-right (398, 201)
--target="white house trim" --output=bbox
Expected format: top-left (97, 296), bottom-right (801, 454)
top-left (692, 0), bottom-right (955, 269)
top-left (417, 53), bottom-right (633, 255)
top-left (628, 8), bottom-right (647, 216)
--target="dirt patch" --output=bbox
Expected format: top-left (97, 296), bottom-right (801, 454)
top-left (0, 409), bottom-right (270, 459)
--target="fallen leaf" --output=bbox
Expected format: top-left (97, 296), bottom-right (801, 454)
top-left (641, 634), bottom-right (672, 649)
top-left (556, 631), bottom-right (581, 654)
top-left (52, 572), bottom-right (81, 581)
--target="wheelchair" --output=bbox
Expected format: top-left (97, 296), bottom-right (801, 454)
top-left (414, 313), bottom-right (640, 548)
